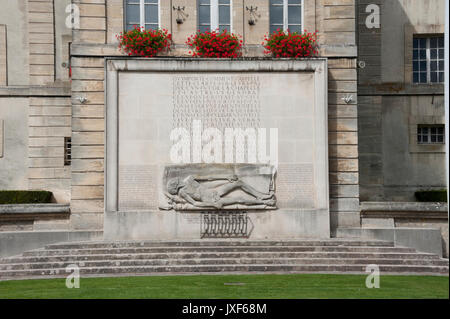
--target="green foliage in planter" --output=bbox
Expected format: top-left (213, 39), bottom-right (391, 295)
top-left (414, 190), bottom-right (447, 203)
top-left (0, 191), bottom-right (53, 204)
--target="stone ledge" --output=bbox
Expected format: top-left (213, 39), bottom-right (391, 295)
top-left (0, 204), bottom-right (70, 221)
top-left (319, 45), bottom-right (357, 57)
top-left (72, 43), bottom-right (120, 57)
top-left (0, 85), bottom-right (71, 97)
top-left (0, 230), bottom-right (103, 258)
top-left (336, 227), bottom-right (444, 257)
top-left (361, 201), bottom-right (448, 219)
top-left (71, 43), bottom-right (357, 58)
top-left (358, 83), bottom-right (444, 96)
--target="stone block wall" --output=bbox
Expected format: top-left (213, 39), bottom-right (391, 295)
top-left (28, 0), bottom-right (55, 85)
top-left (357, 0), bottom-right (446, 201)
top-left (28, 97), bottom-right (72, 204)
top-left (0, 119), bottom-right (3, 158)
top-left (0, 1), bottom-right (73, 209)
top-left (321, 0), bottom-right (360, 230)
top-left (357, 0), bottom-right (382, 85)
top-left (327, 58), bottom-right (360, 230)
top-left (70, 56), bottom-right (105, 230)
top-left (0, 0), bottom-right (361, 233)
top-left (0, 97), bottom-right (29, 190)
top-left (0, 24), bottom-right (6, 86)
top-left (0, 0), bottom-right (29, 86)
top-left (68, 0), bottom-right (360, 233)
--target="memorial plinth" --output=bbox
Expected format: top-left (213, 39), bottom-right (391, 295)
top-left (104, 58), bottom-right (329, 240)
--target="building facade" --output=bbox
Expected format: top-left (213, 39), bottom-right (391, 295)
top-left (357, 0), bottom-right (446, 202)
top-left (0, 0), bottom-right (446, 251)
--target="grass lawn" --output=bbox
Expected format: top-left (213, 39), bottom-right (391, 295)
top-left (0, 274), bottom-right (448, 299)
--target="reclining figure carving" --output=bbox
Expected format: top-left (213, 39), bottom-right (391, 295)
top-left (161, 174), bottom-right (276, 210)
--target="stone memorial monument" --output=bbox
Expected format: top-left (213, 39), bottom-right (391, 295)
top-left (104, 58), bottom-right (329, 240)
top-left (159, 164), bottom-right (277, 211)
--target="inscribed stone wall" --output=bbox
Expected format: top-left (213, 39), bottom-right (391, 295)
top-left (70, 1), bottom-right (359, 233)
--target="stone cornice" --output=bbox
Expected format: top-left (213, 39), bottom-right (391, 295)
top-left (0, 85), bottom-right (71, 97)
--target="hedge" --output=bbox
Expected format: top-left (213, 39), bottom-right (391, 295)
top-left (0, 191), bottom-right (53, 204)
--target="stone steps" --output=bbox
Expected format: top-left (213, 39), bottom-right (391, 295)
top-left (1, 258), bottom-right (448, 271)
top-left (21, 246), bottom-right (418, 257)
top-left (0, 251), bottom-right (440, 264)
top-left (0, 240), bottom-right (448, 279)
top-left (1, 264), bottom-right (448, 278)
top-left (43, 240), bottom-right (395, 249)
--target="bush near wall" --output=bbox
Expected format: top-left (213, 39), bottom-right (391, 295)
top-left (0, 191), bottom-right (53, 204)
top-left (415, 190), bottom-right (447, 203)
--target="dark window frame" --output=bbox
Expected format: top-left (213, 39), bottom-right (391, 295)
top-left (64, 137), bottom-right (72, 166)
top-left (417, 124), bottom-right (445, 144)
top-left (197, 0), bottom-right (232, 33)
top-left (413, 35), bottom-right (444, 84)
top-left (123, 0), bottom-right (160, 32)
top-left (269, 0), bottom-right (303, 34)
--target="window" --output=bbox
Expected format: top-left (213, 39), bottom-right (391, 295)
top-left (417, 125), bottom-right (445, 144)
top-left (64, 137), bottom-right (71, 166)
top-left (124, 0), bottom-right (159, 31)
top-left (413, 36), bottom-right (444, 84)
top-left (270, 0), bottom-right (303, 34)
top-left (198, 0), bottom-right (231, 33)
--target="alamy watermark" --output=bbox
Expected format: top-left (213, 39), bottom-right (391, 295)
top-left (65, 4), bottom-right (80, 29)
top-left (170, 120), bottom-right (279, 167)
top-left (365, 4), bottom-right (380, 29)
top-left (365, 264), bottom-right (380, 288)
top-left (65, 264), bottom-right (80, 289)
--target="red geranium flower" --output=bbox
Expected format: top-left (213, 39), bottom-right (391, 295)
top-left (263, 30), bottom-right (318, 58)
top-left (186, 29), bottom-right (242, 58)
top-left (116, 26), bottom-right (172, 57)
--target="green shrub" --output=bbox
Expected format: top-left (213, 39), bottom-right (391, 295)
top-left (415, 190), bottom-right (447, 203)
top-left (0, 191), bottom-right (53, 204)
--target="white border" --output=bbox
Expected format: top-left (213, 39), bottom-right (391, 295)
top-left (272, 0), bottom-right (304, 33)
top-left (211, 0), bottom-right (218, 30)
top-left (209, 0), bottom-right (232, 32)
top-left (138, 0), bottom-right (161, 29)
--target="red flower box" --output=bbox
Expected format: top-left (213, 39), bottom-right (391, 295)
top-left (186, 30), bottom-right (243, 58)
top-left (263, 30), bottom-right (318, 58)
top-left (116, 26), bottom-right (172, 57)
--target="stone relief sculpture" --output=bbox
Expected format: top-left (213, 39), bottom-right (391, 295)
top-left (159, 164), bottom-right (276, 211)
